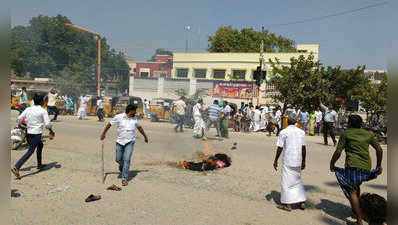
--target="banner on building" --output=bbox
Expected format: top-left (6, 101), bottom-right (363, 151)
top-left (212, 81), bottom-right (254, 99)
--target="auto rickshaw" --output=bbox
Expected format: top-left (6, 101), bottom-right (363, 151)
top-left (150, 98), bottom-right (175, 122)
top-left (102, 96), bottom-right (119, 117)
top-left (113, 96), bottom-right (144, 118)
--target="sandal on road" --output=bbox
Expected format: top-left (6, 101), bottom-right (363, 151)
top-left (107, 184), bottom-right (122, 191)
top-left (11, 168), bottom-right (21, 179)
top-left (85, 194), bottom-right (101, 202)
top-left (277, 205), bottom-right (292, 212)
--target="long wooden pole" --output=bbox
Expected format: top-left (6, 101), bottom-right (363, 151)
top-left (97, 37), bottom-right (101, 96)
top-left (101, 140), bottom-right (105, 184)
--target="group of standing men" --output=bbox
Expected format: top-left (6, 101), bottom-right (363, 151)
top-left (173, 97), bottom-right (232, 140)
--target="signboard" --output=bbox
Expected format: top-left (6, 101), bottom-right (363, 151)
top-left (212, 81), bottom-right (254, 99)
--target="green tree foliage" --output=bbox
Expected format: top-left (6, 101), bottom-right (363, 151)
top-left (10, 14), bottom-right (130, 94)
top-left (148, 48), bottom-right (173, 62)
top-left (208, 26), bottom-right (296, 53)
top-left (269, 54), bottom-right (328, 112)
top-left (269, 55), bottom-right (378, 114)
top-left (359, 73), bottom-right (387, 117)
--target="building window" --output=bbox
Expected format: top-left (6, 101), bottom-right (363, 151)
top-left (176, 69), bottom-right (188, 78)
top-left (233, 70), bottom-right (246, 80)
top-left (140, 72), bottom-right (149, 77)
top-left (213, 69), bottom-right (226, 79)
top-left (194, 69), bottom-right (206, 78)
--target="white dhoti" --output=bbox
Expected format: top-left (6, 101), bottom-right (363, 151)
top-left (77, 107), bottom-right (87, 119)
top-left (253, 120), bottom-right (261, 131)
top-left (259, 118), bottom-right (266, 130)
top-left (281, 164), bottom-right (306, 204)
top-left (193, 115), bottom-right (205, 137)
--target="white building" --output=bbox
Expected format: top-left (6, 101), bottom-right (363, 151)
top-left (171, 44), bottom-right (319, 104)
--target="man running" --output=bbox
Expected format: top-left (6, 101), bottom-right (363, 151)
top-left (330, 114), bottom-right (383, 225)
top-left (11, 93), bottom-right (55, 179)
top-left (47, 88), bottom-right (59, 121)
top-left (100, 104), bottom-right (149, 186)
top-left (96, 96), bottom-right (104, 122)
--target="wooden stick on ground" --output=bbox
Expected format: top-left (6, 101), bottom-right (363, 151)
top-left (101, 140), bottom-right (105, 184)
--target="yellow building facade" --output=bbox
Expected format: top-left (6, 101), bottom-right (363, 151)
top-left (171, 44), bottom-right (319, 104)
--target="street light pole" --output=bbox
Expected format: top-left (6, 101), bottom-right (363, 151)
top-left (65, 23), bottom-right (102, 96)
top-left (185, 25), bottom-right (191, 52)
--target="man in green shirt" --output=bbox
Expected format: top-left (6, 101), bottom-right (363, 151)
top-left (329, 114), bottom-right (383, 225)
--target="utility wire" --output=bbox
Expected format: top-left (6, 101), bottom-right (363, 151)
top-left (265, 1), bottom-right (388, 28)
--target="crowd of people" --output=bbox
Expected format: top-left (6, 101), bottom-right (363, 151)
top-left (11, 89), bottom-right (387, 224)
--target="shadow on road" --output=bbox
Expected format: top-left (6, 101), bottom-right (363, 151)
top-left (19, 162), bottom-right (61, 179)
top-left (315, 199), bottom-right (353, 224)
top-left (104, 169), bottom-right (149, 182)
top-left (324, 181), bottom-right (340, 187)
top-left (366, 184), bottom-right (387, 190)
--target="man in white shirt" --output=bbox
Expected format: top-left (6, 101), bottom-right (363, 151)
top-left (253, 106), bottom-right (262, 132)
top-left (100, 104), bottom-right (149, 186)
top-left (96, 96), bottom-right (104, 122)
top-left (47, 88), bottom-right (59, 121)
top-left (15, 87), bottom-right (28, 114)
top-left (78, 95), bottom-right (90, 120)
top-left (319, 97), bottom-right (338, 146)
top-left (315, 107), bottom-right (323, 136)
top-left (268, 108), bottom-right (281, 136)
top-left (11, 93), bottom-right (55, 179)
top-left (192, 99), bottom-right (206, 139)
top-left (174, 96), bottom-right (187, 133)
top-left (273, 113), bottom-right (307, 211)
top-left (144, 99), bottom-right (150, 119)
top-left (220, 101), bottom-right (232, 138)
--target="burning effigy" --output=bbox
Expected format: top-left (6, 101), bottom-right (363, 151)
top-left (178, 153), bottom-right (232, 172)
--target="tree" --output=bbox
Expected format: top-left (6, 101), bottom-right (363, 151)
top-left (208, 26), bottom-right (296, 53)
top-left (323, 66), bottom-right (370, 109)
top-left (359, 74), bottom-right (387, 122)
top-left (269, 54), bottom-right (329, 113)
top-left (148, 48), bottom-right (172, 62)
top-left (10, 14), bottom-right (130, 95)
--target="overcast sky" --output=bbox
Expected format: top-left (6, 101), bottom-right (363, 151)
top-left (11, 0), bottom-right (395, 69)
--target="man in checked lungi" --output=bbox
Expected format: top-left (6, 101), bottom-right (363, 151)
top-left (329, 114), bottom-right (383, 225)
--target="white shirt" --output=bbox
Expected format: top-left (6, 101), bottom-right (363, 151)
top-left (222, 105), bottom-right (232, 119)
top-left (47, 92), bottom-right (58, 106)
top-left (175, 99), bottom-right (186, 115)
top-left (18, 105), bottom-right (52, 134)
top-left (253, 109), bottom-right (261, 121)
top-left (80, 96), bottom-right (90, 108)
top-left (277, 125), bottom-right (306, 167)
top-left (144, 101), bottom-right (150, 109)
top-left (192, 103), bottom-right (202, 117)
top-left (320, 103), bottom-right (338, 123)
top-left (97, 99), bottom-right (103, 109)
top-left (315, 110), bottom-right (323, 123)
top-left (110, 113), bottom-right (141, 145)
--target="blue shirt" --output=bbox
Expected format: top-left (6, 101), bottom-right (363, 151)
top-left (208, 104), bottom-right (221, 119)
top-left (300, 112), bottom-right (309, 123)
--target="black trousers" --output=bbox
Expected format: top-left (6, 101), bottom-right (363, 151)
top-left (97, 108), bottom-right (104, 120)
top-left (47, 106), bottom-right (58, 120)
top-left (323, 121), bottom-right (336, 145)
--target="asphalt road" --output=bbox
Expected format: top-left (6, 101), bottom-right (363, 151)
top-left (10, 111), bottom-right (387, 225)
